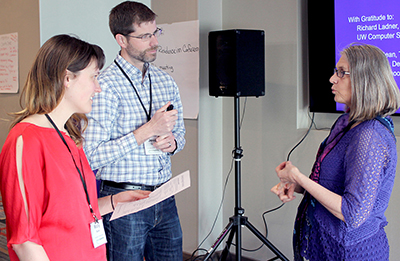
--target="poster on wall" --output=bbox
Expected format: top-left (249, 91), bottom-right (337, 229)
top-left (0, 32), bottom-right (18, 93)
top-left (153, 20), bottom-right (199, 119)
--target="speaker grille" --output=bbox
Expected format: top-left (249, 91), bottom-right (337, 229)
top-left (209, 29), bottom-right (265, 97)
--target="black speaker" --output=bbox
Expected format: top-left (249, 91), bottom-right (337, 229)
top-left (209, 29), bottom-right (265, 97)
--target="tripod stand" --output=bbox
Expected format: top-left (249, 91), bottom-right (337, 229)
top-left (204, 97), bottom-right (289, 261)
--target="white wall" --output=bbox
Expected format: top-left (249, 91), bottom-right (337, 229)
top-left (39, 0), bottom-right (151, 66)
top-left (198, 0), bottom-right (225, 252)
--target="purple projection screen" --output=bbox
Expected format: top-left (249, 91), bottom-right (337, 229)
top-left (334, 0), bottom-right (400, 112)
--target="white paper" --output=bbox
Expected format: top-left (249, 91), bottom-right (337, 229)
top-left (0, 32), bottom-right (18, 93)
top-left (110, 170), bottom-right (191, 221)
top-left (153, 20), bottom-right (199, 119)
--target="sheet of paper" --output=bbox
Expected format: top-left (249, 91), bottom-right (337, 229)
top-left (110, 170), bottom-right (191, 221)
top-left (154, 20), bottom-right (199, 119)
top-left (0, 32), bottom-right (18, 93)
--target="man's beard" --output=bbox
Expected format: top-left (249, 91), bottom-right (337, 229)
top-left (127, 46), bottom-right (159, 64)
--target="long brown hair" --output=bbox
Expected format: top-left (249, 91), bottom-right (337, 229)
top-left (11, 34), bottom-right (105, 146)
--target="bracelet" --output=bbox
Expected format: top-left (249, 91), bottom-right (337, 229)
top-left (110, 194), bottom-right (115, 210)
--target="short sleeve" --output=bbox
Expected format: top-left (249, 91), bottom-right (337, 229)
top-left (0, 127), bottom-right (45, 247)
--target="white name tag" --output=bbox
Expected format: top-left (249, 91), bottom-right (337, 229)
top-left (90, 219), bottom-right (107, 248)
top-left (144, 136), bottom-right (163, 155)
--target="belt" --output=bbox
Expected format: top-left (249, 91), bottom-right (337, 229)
top-left (102, 180), bottom-right (162, 191)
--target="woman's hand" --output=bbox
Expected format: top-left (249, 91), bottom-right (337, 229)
top-left (275, 161), bottom-right (301, 184)
top-left (99, 190), bottom-right (151, 216)
top-left (274, 161), bottom-right (345, 221)
top-left (272, 161), bottom-right (305, 202)
top-left (113, 190), bottom-right (151, 205)
top-left (271, 182), bottom-right (297, 203)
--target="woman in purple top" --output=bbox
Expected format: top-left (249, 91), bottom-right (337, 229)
top-left (272, 44), bottom-right (400, 261)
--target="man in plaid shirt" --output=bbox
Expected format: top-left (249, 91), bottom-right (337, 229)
top-left (83, 1), bottom-right (186, 260)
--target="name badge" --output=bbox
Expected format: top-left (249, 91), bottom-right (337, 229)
top-left (90, 219), bottom-right (107, 248)
top-left (144, 136), bottom-right (163, 155)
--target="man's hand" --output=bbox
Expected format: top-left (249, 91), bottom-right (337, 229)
top-left (153, 132), bottom-right (176, 153)
top-left (133, 102), bottom-right (178, 145)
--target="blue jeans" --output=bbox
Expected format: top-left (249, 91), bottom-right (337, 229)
top-left (100, 183), bottom-right (183, 261)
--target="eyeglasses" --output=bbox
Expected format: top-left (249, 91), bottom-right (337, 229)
top-left (124, 28), bottom-right (163, 41)
top-left (334, 68), bottom-right (350, 78)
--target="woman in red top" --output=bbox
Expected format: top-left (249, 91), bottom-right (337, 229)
top-left (0, 34), bottom-right (150, 261)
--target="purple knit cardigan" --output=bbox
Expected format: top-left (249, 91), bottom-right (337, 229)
top-left (296, 114), bottom-right (396, 261)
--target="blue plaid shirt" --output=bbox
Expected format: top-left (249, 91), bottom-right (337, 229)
top-left (83, 55), bottom-right (186, 185)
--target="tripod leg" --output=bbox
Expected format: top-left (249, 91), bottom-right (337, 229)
top-left (204, 221), bottom-right (234, 261)
top-left (244, 219), bottom-right (289, 261)
top-left (220, 226), bottom-right (236, 261)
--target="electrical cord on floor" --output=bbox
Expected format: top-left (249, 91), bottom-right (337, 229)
top-left (187, 105), bottom-right (318, 259)
top-left (231, 202), bottom-right (285, 253)
top-left (194, 157), bottom-right (234, 251)
top-left (236, 111), bottom-right (317, 253)
top-left (186, 99), bottom-right (249, 261)
top-left (186, 248), bottom-right (216, 261)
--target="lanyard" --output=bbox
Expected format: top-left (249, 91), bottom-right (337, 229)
top-left (45, 114), bottom-right (99, 222)
top-left (114, 60), bottom-right (153, 121)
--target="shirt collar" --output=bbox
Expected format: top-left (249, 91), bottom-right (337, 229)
top-left (115, 54), bottom-right (150, 82)
top-left (115, 54), bottom-right (142, 75)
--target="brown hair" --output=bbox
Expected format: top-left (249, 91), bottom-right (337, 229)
top-left (109, 1), bottom-right (157, 37)
top-left (11, 34), bottom-right (105, 146)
